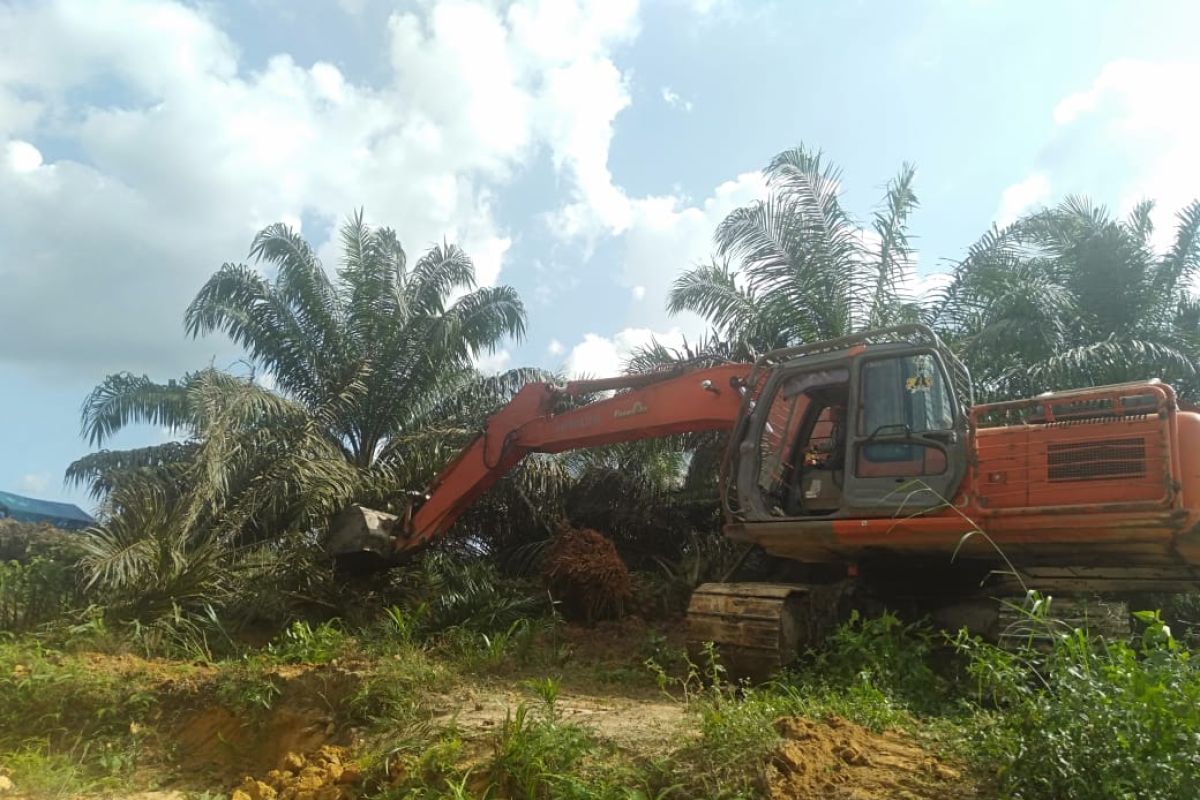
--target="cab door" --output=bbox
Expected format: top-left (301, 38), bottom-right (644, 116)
top-left (842, 350), bottom-right (968, 515)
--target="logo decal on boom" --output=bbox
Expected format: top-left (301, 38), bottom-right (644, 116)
top-left (614, 401), bottom-right (648, 419)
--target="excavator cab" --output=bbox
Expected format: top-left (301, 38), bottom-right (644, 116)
top-left (732, 327), bottom-right (972, 523)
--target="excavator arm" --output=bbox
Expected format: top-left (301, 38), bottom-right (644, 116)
top-left (398, 363), bottom-right (751, 553)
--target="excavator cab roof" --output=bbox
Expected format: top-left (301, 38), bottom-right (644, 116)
top-left (754, 324), bottom-right (973, 407)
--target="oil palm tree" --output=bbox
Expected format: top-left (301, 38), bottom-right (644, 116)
top-left (184, 210), bottom-right (528, 470)
top-left (69, 212), bottom-right (535, 612)
top-left (668, 145), bottom-right (922, 357)
top-left (930, 197), bottom-right (1200, 401)
top-left (75, 211), bottom-right (531, 494)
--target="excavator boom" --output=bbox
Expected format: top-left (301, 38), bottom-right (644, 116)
top-left (403, 363), bottom-right (749, 551)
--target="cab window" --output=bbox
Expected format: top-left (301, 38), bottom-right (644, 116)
top-left (860, 354), bottom-right (954, 436)
top-left (856, 354), bottom-right (953, 478)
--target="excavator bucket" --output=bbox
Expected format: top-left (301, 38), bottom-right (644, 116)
top-left (327, 505), bottom-right (401, 571)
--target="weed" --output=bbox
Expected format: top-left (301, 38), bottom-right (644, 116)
top-left (1, 742), bottom-right (98, 798)
top-left (522, 676), bottom-right (561, 721)
top-left (809, 610), bottom-right (946, 717)
top-left (955, 595), bottom-right (1200, 799)
top-left (267, 619), bottom-right (347, 664)
top-left (350, 644), bottom-right (449, 728)
top-left (382, 605), bottom-right (422, 645)
top-left (0, 639), bottom-right (156, 747)
top-left (212, 661), bottom-right (283, 713)
top-left (645, 640), bottom-right (723, 706)
top-left (438, 616), bottom-right (563, 673)
top-left (487, 704), bottom-right (594, 799)
top-left (379, 733), bottom-right (470, 798)
top-left (126, 602), bottom-right (237, 662)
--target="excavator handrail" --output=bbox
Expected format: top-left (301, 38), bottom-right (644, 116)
top-left (972, 380), bottom-right (1175, 427)
top-left (753, 323), bottom-right (972, 405)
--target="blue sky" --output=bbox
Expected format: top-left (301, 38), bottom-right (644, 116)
top-left (1, 0), bottom-right (1198, 510)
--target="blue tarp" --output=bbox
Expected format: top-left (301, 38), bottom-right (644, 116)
top-left (0, 490), bottom-right (94, 530)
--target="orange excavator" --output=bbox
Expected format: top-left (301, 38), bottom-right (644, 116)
top-left (330, 324), bottom-right (1200, 675)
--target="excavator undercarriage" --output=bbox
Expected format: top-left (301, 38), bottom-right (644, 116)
top-left (685, 577), bottom-right (1137, 679)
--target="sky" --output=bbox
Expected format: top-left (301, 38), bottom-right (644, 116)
top-left (2, 0), bottom-right (1199, 510)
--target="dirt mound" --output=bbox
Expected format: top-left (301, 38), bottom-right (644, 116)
top-left (178, 706), bottom-right (337, 778)
top-left (173, 665), bottom-right (360, 780)
top-left (231, 746), bottom-right (360, 800)
top-left (767, 716), bottom-right (969, 800)
top-left (543, 528), bottom-right (631, 621)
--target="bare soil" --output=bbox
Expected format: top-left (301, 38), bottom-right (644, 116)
top-left (431, 682), bottom-right (689, 754)
top-left (767, 716), bottom-right (974, 800)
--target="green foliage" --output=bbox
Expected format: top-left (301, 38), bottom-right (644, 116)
top-left (955, 598), bottom-right (1200, 799)
top-left (932, 196), bottom-right (1200, 400)
top-left (267, 619), bottom-right (348, 664)
top-left (406, 551), bottom-right (547, 637)
top-left (522, 676), bottom-right (561, 721)
top-left (212, 662), bottom-right (283, 713)
top-left (0, 557), bottom-right (81, 633)
top-left (668, 145), bottom-right (921, 358)
top-left (0, 640), bottom-right (156, 750)
top-left (66, 211), bottom-right (536, 625)
top-left (1, 743), bottom-right (113, 797)
top-left (812, 610), bottom-right (945, 716)
top-left (1156, 591), bottom-right (1200, 648)
top-left (125, 602), bottom-right (238, 662)
top-left (636, 533), bottom-right (743, 617)
top-left (350, 644), bottom-right (451, 728)
top-left (486, 703), bottom-right (595, 798)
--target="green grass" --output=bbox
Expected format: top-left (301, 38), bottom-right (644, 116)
top-left (2, 743), bottom-right (106, 798)
top-left (211, 659), bottom-right (284, 713)
top-left (2, 600), bottom-right (1197, 800)
top-left (0, 639), bottom-right (157, 747)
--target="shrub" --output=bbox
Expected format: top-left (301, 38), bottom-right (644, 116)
top-left (0, 557), bottom-right (82, 633)
top-left (956, 601), bottom-right (1200, 800)
top-left (811, 610), bottom-right (946, 715)
top-left (267, 619), bottom-right (348, 664)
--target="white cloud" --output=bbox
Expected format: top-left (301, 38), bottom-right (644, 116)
top-left (547, 338), bottom-right (565, 356)
top-left (906, 270), bottom-right (953, 304)
top-left (996, 173), bottom-right (1051, 226)
top-left (565, 326), bottom-right (684, 378)
top-left (1037, 59), bottom-right (1200, 248)
top-left (5, 140), bottom-right (42, 172)
top-left (0, 0), bottom-right (642, 376)
top-left (660, 86), bottom-right (693, 112)
top-left (19, 472), bottom-right (50, 496)
top-left (255, 370), bottom-right (278, 392)
top-left (474, 348), bottom-right (512, 375)
top-left (337, 0), bottom-right (368, 15)
top-left (617, 171), bottom-right (766, 330)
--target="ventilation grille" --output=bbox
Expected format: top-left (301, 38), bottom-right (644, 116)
top-left (1047, 437), bottom-right (1146, 482)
